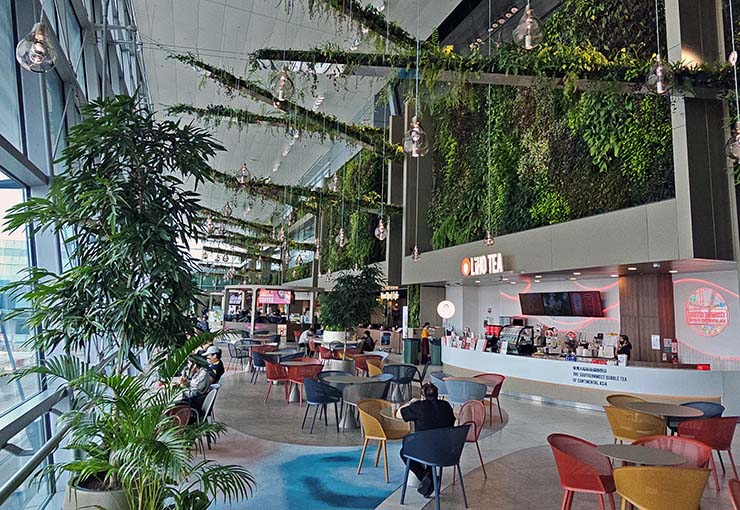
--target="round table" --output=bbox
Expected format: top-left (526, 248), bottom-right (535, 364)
top-left (262, 350), bottom-right (299, 361)
top-left (384, 364), bottom-right (417, 402)
top-left (379, 406), bottom-right (409, 426)
top-left (596, 444), bottom-right (686, 466)
top-left (323, 375), bottom-right (378, 429)
top-left (280, 360), bottom-right (320, 402)
top-left (625, 402), bottom-right (705, 418)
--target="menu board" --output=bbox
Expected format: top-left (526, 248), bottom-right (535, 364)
top-left (542, 292), bottom-right (573, 316)
top-left (257, 289), bottom-right (292, 305)
top-left (519, 293), bottom-right (545, 315)
top-left (519, 291), bottom-right (603, 317)
top-left (569, 291), bottom-right (604, 317)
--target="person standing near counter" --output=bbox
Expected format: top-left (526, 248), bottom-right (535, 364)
top-left (617, 334), bottom-right (632, 361)
top-left (420, 322), bottom-right (431, 364)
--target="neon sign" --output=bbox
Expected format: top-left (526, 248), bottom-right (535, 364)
top-left (685, 287), bottom-right (729, 337)
top-left (461, 253), bottom-right (504, 277)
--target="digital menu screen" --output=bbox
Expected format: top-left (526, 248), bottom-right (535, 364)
top-left (519, 291), bottom-right (603, 317)
top-left (542, 292), bottom-right (573, 316)
top-left (519, 293), bottom-right (546, 315)
top-left (257, 289), bottom-right (293, 305)
top-left (569, 291), bottom-right (604, 317)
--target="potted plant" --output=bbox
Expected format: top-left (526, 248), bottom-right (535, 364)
top-left (1, 95), bottom-right (252, 509)
top-left (318, 265), bottom-right (384, 343)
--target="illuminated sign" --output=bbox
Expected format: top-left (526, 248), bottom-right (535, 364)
top-left (380, 291), bottom-right (400, 301)
top-left (685, 287), bottom-right (729, 337)
top-left (461, 253), bottom-right (504, 277)
top-left (257, 289), bottom-right (292, 305)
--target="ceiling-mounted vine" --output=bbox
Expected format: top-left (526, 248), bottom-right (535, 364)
top-left (203, 244), bottom-right (281, 263)
top-left (210, 231), bottom-right (315, 251)
top-left (198, 207), bottom-right (274, 236)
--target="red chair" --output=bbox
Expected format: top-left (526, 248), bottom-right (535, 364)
top-left (319, 346), bottom-right (336, 362)
top-left (287, 363), bottom-right (324, 405)
top-left (264, 360), bottom-right (290, 403)
top-left (308, 338), bottom-right (319, 357)
top-left (678, 416), bottom-right (739, 483)
top-left (632, 435), bottom-right (714, 488)
top-left (548, 433), bottom-right (616, 510)
top-left (293, 330), bottom-right (301, 343)
top-left (729, 479), bottom-right (740, 509)
top-left (453, 400), bottom-right (487, 484)
top-left (473, 373), bottom-right (506, 425)
top-left (351, 354), bottom-right (369, 375)
top-left (165, 405), bottom-right (193, 427)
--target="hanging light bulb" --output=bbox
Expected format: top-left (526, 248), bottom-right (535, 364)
top-left (512, 4), bottom-right (544, 50)
top-left (278, 226), bottom-right (286, 243)
top-left (726, 121), bottom-right (740, 162)
top-left (222, 254), bottom-right (229, 262)
top-left (403, 117), bottom-right (430, 157)
top-left (237, 163), bottom-right (251, 186)
top-left (411, 245), bottom-right (421, 261)
top-left (269, 67), bottom-right (295, 102)
top-left (325, 268), bottom-right (333, 282)
top-left (205, 217), bottom-right (215, 235)
top-left (296, 254), bottom-right (303, 266)
top-left (353, 263), bottom-right (360, 272)
top-left (217, 224), bottom-right (226, 236)
top-left (202, 251), bottom-right (209, 261)
top-left (315, 240), bottom-right (321, 260)
top-left (213, 253), bottom-right (220, 262)
top-left (335, 228), bottom-right (346, 248)
top-left (374, 218), bottom-right (388, 241)
top-left (284, 250), bottom-right (291, 265)
top-left (16, 22), bottom-right (58, 73)
top-left (645, 56), bottom-right (674, 95)
top-left (483, 230), bottom-right (495, 246)
top-left (331, 174), bottom-right (339, 192)
top-left (222, 202), bottom-right (233, 217)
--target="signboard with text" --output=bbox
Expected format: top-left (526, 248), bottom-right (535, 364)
top-left (685, 287), bottom-right (729, 337)
top-left (257, 289), bottom-right (292, 305)
top-left (461, 253), bottom-right (504, 277)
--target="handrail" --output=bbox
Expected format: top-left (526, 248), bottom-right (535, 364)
top-left (0, 387), bottom-right (69, 456)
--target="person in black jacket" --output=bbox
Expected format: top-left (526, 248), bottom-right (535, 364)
top-left (399, 383), bottom-right (456, 497)
top-left (204, 345), bottom-right (224, 383)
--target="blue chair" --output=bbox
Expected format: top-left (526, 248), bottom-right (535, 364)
top-left (445, 379), bottom-right (487, 407)
top-left (383, 364), bottom-right (418, 402)
top-left (281, 351), bottom-right (303, 363)
top-left (429, 372), bottom-right (450, 398)
top-left (371, 373), bottom-right (393, 384)
top-left (302, 378), bottom-right (342, 434)
top-left (668, 401), bottom-right (725, 433)
top-left (400, 425), bottom-right (471, 510)
top-left (250, 351), bottom-right (267, 384)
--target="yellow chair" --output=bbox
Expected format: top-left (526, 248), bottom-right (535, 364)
top-left (604, 406), bottom-right (666, 443)
top-left (367, 361), bottom-right (383, 377)
top-left (614, 466), bottom-right (709, 510)
top-left (606, 394), bottom-right (647, 409)
top-left (357, 399), bottom-right (410, 483)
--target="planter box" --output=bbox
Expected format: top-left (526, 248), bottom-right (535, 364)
top-left (64, 484), bottom-right (128, 510)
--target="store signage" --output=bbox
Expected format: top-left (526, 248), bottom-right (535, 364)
top-left (257, 289), bottom-right (292, 305)
top-left (685, 287), bottom-right (729, 337)
top-left (460, 253), bottom-right (504, 277)
top-left (571, 364), bottom-right (627, 388)
top-left (380, 291), bottom-right (400, 301)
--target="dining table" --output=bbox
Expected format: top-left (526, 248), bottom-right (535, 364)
top-left (281, 360), bottom-right (318, 402)
top-left (322, 374), bottom-right (378, 429)
top-left (624, 402), bottom-right (705, 419)
top-left (262, 350), bottom-right (299, 362)
top-left (596, 444), bottom-right (686, 466)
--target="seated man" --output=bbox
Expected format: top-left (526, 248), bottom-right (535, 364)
top-left (399, 383), bottom-right (456, 498)
top-left (205, 345), bottom-right (224, 383)
top-left (176, 364), bottom-right (214, 423)
top-left (360, 330), bottom-right (376, 353)
top-left (298, 328), bottom-right (316, 356)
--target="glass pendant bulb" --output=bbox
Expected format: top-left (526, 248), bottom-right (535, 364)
top-left (331, 174), bottom-right (339, 192)
top-left (217, 224), bottom-right (226, 236)
top-left (726, 121), bottom-right (740, 162)
top-left (484, 230), bottom-right (495, 246)
top-left (512, 7), bottom-right (544, 50)
top-left (222, 202), bottom-right (233, 217)
top-left (222, 254), bottom-right (229, 262)
top-left (278, 226), bottom-right (286, 243)
top-left (403, 117), bottom-right (430, 157)
top-left (237, 163), bottom-right (250, 186)
top-left (284, 251), bottom-right (290, 265)
top-left (202, 251), bottom-right (209, 261)
top-left (374, 218), bottom-right (387, 241)
top-left (213, 253), bottom-right (220, 262)
top-left (325, 268), bottom-right (333, 282)
top-left (645, 56), bottom-right (674, 95)
top-left (296, 254), bottom-right (303, 266)
top-left (336, 228), bottom-right (346, 248)
top-left (269, 68), bottom-right (295, 102)
top-left (16, 22), bottom-right (58, 73)
top-left (411, 245), bottom-right (421, 261)
top-left (315, 240), bottom-right (321, 260)
top-left (205, 217), bottom-right (215, 235)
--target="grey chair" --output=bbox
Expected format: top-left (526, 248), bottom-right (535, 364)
top-left (342, 380), bottom-right (391, 430)
top-left (445, 380), bottom-right (487, 407)
top-left (429, 372), bottom-right (450, 398)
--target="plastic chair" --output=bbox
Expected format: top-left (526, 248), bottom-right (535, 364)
top-left (729, 479), bottom-right (740, 510)
top-left (302, 378), bottom-right (342, 433)
top-left (453, 400), bottom-right (487, 484)
top-left (429, 372), bottom-right (449, 398)
top-left (198, 387), bottom-right (220, 452)
top-left (668, 401), bottom-right (725, 433)
top-left (250, 351), bottom-right (268, 384)
top-left (473, 373), bottom-right (506, 425)
top-left (165, 405), bottom-right (194, 428)
top-left (286, 363), bottom-right (324, 406)
top-left (413, 362), bottom-right (431, 385)
top-left (548, 433), bottom-right (616, 510)
top-left (603, 406), bottom-right (666, 443)
top-left (383, 364), bottom-right (418, 402)
top-left (606, 394), bottom-right (646, 409)
top-left (319, 346), bottom-right (336, 362)
top-left (678, 416), bottom-right (739, 481)
top-left (613, 466), bottom-right (710, 510)
top-left (342, 380), bottom-right (391, 430)
top-left (399, 425), bottom-right (471, 510)
top-left (367, 361), bottom-right (383, 377)
top-left (632, 434), bottom-right (714, 489)
top-left (445, 380), bottom-right (487, 407)
top-left (264, 360), bottom-right (290, 403)
top-left (308, 338), bottom-right (319, 357)
top-left (352, 354), bottom-right (370, 375)
top-left (226, 342), bottom-right (250, 370)
top-left (357, 399), bottom-right (411, 482)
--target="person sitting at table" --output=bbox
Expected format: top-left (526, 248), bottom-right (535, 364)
top-left (360, 330), bottom-right (375, 353)
top-left (175, 363), bottom-right (214, 424)
top-left (299, 328), bottom-right (316, 356)
top-left (205, 345), bottom-right (224, 383)
top-left (398, 382), bottom-right (456, 498)
top-left (617, 334), bottom-right (632, 361)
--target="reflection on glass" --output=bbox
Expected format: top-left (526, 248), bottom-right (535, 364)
top-left (45, 71), bottom-right (67, 173)
top-left (0, 418), bottom-right (50, 510)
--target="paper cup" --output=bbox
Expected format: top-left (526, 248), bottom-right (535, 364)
top-left (617, 354), bottom-right (628, 366)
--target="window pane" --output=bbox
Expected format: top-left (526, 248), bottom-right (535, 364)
top-left (64, 0), bottom-right (85, 90)
top-left (0, 0), bottom-right (22, 149)
top-left (0, 417), bottom-right (51, 510)
top-left (0, 170), bottom-right (40, 415)
top-left (45, 72), bottom-right (67, 173)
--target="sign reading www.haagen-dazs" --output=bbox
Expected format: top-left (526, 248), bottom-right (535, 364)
top-left (461, 253), bottom-right (504, 277)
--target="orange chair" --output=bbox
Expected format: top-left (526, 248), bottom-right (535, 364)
top-left (632, 435), bottom-right (714, 488)
top-left (548, 433), bottom-right (616, 510)
top-left (319, 346), bottom-right (336, 362)
top-left (729, 479), bottom-right (740, 510)
top-left (606, 394), bottom-right (646, 409)
top-left (357, 399), bottom-right (410, 483)
top-left (308, 338), bottom-right (319, 357)
top-left (453, 400), bottom-right (487, 484)
top-left (293, 330), bottom-right (301, 343)
top-left (603, 406), bottom-right (666, 443)
top-left (614, 466), bottom-right (709, 510)
top-left (473, 373), bottom-right (506, 425)
top-left (678, 416), bottom-right (739, 481)
top-left (286, 363), bottom-right (324, 406)
top-left (351, 354), bottom-right (370, 375)
top-left (264, 360), bottom-right (290, 403)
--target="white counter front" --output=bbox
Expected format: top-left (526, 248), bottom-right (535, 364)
top-left (442, 346), bottom-right (740, 414)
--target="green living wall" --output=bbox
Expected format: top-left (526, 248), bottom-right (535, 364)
top-left (427, 0), bottom-right (675, 249)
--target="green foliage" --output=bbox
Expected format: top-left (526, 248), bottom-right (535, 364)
top-left (285, 262), bottom-right (312, 283)
top-left (318, 265), bottom-right (384, 331)
top-left (407, 284), bottom-right (420, 329)
top-left (1, 95), bottom-right (222, 373)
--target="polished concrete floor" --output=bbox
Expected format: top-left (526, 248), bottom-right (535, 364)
top-left (211, 357), bottom-right (738, 510)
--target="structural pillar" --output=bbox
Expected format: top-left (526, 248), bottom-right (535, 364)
top-left (386, 115), bottom-right (404, 286)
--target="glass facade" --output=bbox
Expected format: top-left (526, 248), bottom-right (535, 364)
top-left (0, 0), bottom-right (21, 149)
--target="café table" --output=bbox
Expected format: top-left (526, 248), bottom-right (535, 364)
top-left (624, 402), bottom-right (705, 419)
top-left (596, 444), bottom-right (686, 466)
top-left (281, 360), bottom-right (319, 402)
top-left (262, 350), bottom-right (299, 362)
top-left (323, 375), bottom-right (377, 429)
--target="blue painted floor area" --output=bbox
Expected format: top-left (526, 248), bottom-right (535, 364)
top-left (211, 442), bottom-right (405, 510)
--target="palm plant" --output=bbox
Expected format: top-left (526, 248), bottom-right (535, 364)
top-left (319, 265), bottom-right (384, 330)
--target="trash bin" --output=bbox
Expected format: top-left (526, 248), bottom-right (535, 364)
top-left (430, 337), bottom-right (442, 366)
top-left (403, 338), bottom-right (420, 365)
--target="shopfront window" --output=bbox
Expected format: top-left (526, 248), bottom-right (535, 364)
top-left (0, 169), bottom-right (40, 416)
top-left (0, 0), bottom-right (22, 150)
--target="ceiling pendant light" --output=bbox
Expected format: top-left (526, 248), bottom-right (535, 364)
top-left (726, 2), bottom-right (740, 161)
top-left (278, 226), bottom-right (286, 243)
top-left (205, 217), bottom-right (215, 235)
top-left (403, 117), bottom-right (430, 157)
top-left (225, 268), bottom-right (236, 280)
top-left (202, 251), bottom-right (209, 261)
top-left (336, 227), bottom-right (346, 248)
top-left (284, 250), bottom-right (290, 265)
top-left (645, 0), bottom-right (673, 95)
top-left (331, 174), bottom-right (339, 192)
top-left (374, 218), bottom-right (387, 241)
top-left (483, 230), bottom-right (495, 246)
top-left (222, 254), bottom-right (229, 262)
top-left (296, 254), bottom-right (303, 265)
top-left (217, 224), bottom-right (226, 236)
top-left (512, 2), bottom-right (544, 50)
top-left (325, 268), bottom-right (333, 282)
top-left (269, 67), bottom-right (295, 102)
top-left (237, 163), bottom-right (251, 186)
top-left (315, 239), bottom-right (321, 260)
top-left (222, 202), bottom-right (233, 217)
top-left (411, 245), bottom-right (421, 262)
top-left (16, 22), bottom-right (58, 73)
top-left (213, 253), bottom-right (220, 262)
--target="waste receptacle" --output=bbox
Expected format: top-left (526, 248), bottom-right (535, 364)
top-left (403, 338), bottom-right (420, 365)
top-left (430, 337), bottom-right (442, 366)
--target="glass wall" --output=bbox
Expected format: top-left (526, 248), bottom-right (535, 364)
top-left (0, 0), bottom-right (22, 150)
top-left (45, 71), bottom-right (67, 173)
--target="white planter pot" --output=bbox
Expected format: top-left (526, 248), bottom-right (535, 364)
top-left (64, 484), bottom-right (129, 510)
top-left (322, 330), bottom-right (348, 343)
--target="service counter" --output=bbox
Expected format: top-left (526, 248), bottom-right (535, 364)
top-left (442, 346), bottom-right (740, 414)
